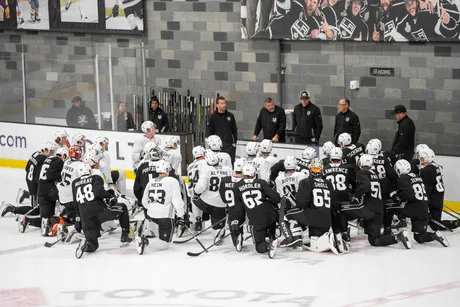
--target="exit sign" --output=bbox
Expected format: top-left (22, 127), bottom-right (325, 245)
top-left (370, 68), bottom-right (394, 76)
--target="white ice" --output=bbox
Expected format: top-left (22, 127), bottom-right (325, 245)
top-left (106, 16), bottom-right (144, 31)
top-left (0, 167), bottom-right (459, 307)
top-left (61, 0), bottom-right (99, 24)
top-left (18, 0), bottom-right (49, 30)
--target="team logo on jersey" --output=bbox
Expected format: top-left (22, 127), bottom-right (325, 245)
top-left (291, 19), bottom-right (310, 40)
top-left (158, 115), bottom-right (162, 119)
top-left (339, 17), bottom-right (356, 39)
top-left (227, 116), bottom-right (231, 121)
top-left (272, 118), bottom-right (277, 123)
top-left (307, 111), bottom-right (311, 115)
top-left (411, 28), bottom-right (428, 41)
top-left (346, 117), bottom-right (350, 122)
top-left (384, 20), bottom-right (395, 40)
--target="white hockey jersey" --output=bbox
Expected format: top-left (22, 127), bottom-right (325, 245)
top-left (132, 135), bottom-right (162, 170)
top-left (216, 151), bottom-right (232, 169)
top-left (275, 171), bottom-right (308, 197)
top-left (57, 160), bottom-right (85, 204)
top-left (99, 151), bottom-right (113, 187)
top-left (194, 164), bottom-right (232, 208)
top-left (258, 155), bottom-right (278, 182)
top-left (142, 176), bottom-right (185, 219)
top-left (162, 147), bottom-right (182, 175)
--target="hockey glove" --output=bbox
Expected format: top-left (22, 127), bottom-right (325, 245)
top-left (350, 196), bottom-right (361, 205)
top-left (390, 191), bottom-right (401, 204)
top-left (108, 196), bottom-right (118, 206)
top-left (112, 5), bottom-right (119, 18)
top-left (75, 216), bottom-right (82, 233)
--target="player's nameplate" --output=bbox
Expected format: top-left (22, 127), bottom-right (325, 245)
top-left (370, 68), bottom-right (394, 77)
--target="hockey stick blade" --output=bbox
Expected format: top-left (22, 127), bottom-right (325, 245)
top-left (187, 232), bottom-right (232, 257)
top-left (44, 234), bottom-right (66, 248)
top-left (106, 15), bottom-right (112, 20)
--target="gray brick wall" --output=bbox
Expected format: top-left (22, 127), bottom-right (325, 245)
top-left (0, 0), bottom-right (459, 155)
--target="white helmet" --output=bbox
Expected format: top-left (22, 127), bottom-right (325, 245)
top-left (78, 163), bottom-right (92, 177)
top-left (207, 135), bottom-right (223, 151)
top-left (242, 163), bottom-right (257, 177)
top-left (165, 136), bottom-right (179, 148)
top-left (359, 154), bottom-right (374, 168)
top-left (338, 133), bottom-right (352, 147)
top-left (415, 144), bottom-right (430, 157)
top-left (246, 142), bottom-right (259, 156)
top-left (284, 156), bottom-right (297, 170)
top-left (148, 146), bottom-right (162, 161)
top-left (205, 150), bottom-right (219, 166)
top-left (234, 158), bottom-right (246, 173)
top-left (322, 141), bottom-right (335, 157)
top-left (394, 159), bottom-right (411, 176)
top-left (192, 146), bottom-right (206, 159)
top-left (56, 147), bottom-right (69, 160)
top-left (156, 160), bottom-right (170, 174)
top-left (302, 147), bottom-right (316, 161)
top-left (95, 136), bottom-right (109, 148)
top-left (366, 140), bottom-right (380, 155)
top-left (141, 121), bottom-right (156, 133)
top-left (71, 133), bottom-right (85, 146)
top-left (54, 130), bottom-right (68, 141)
top-left (260, 139), bottom-right (273, 154)
top-left (418, 148), bottom-right (435, 163)
top-left (330, 147), bottom-right (343, 161)
top-left (143, 142), bottom-right (157, 157)
top-left (369, 139), bottom-right (382, 152)
top-left (85, 144), bottom-right (104, 165)
top-left (42, 140), bottom-right (56, 155)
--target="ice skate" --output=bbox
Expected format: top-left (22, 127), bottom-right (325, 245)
top-left (16, 189), bottom-right (28, 204)
top-left (17, 215), bottom-right (28, 233)
top-left (213, 228), bottom-right (226, 246)
top-left (431, 231), bottom-right (450, 247)
top-left (75, 238), bottom-right (87, 259)
top-left (1, 202), bottom-right (15, 217)
top-left (396, 230), bottom-right (411, 249)
top-left (268, 238), bottom-right (278, 259)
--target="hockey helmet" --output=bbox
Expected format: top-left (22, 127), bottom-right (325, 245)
top-left (322, 141), bottom-right (336, 157)
top-left (205, 150), bottom-right (219, 166)
top-left (245, 142), bottom-right (259, 156)
top-left (302, 147), bottom-right (316, 161)
top-left (207, 135), bottom-right (223, 151)
top-left (71, 133), bottom-right (85, 147)
top-left (143, 142), bottom-right (157, 156)
top-left (418, 148), bottom-right (435, 163)
top-left (415, 144), bottom-right (430, 158)
top-left (148, 146), bottom-right (162, 161)
top-left (366, 140), bottom-right (380, 155)
top-left (338, 133), bottom-right (352, 147)
top-left (141, 121), bottom-right (156, 133)
top-left (242, 163), bottom-right (257, 177)
top-left (165, 136), bottom-right (179, 149)
top-left (192, 146), bottom-right (206, 159)
top-left (56, 147), bottom-right (69, 160)
top-left (309, 158), bottom-right (323, 178)
top-left (330, 147), bottom-right (343, 161)
top-left (284, 156), bottom-right (298, 170)
top-left (42, 140), bottom-right (56, 155)
top-left (260, 139), bottom-right (273, 154)
top-left (78, 163), bottom-right (93, 177)
top-left (69, 146), bottom-right (82, 161)
top-left (234, 158), bottom-right (247, 173)
top-left (394, 159), bottom-right (411, 176)
top-left (359, 154), bottom-right (374, 168)
top-left (369, 138), bottom-right (382, 152)
top-left (156, 160), bottom-right (170, 174)
top-left (54, 130), bottom-right (68, 143)
top-left (95, 136), bottom-right (109, 149)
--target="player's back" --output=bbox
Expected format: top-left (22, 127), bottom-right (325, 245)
top-left (220, 175), bottom-right (242, 208)
top-left (72, 175), bottom-right (109, 216)
top-left (143, 176), bottom-right (184, 219)
top-left (323, 163), bottom-right (355, 201)
top-left (58, 159), bottom-right (83, 204)
top-left (38, 156), bottom-right (63, 196)
top-left (216, 151), bottom-right (232, 169)
top-left (25, 151), bottom-right (47, 194)
top-left (200, 165), bottom-right (231, 207)
top-left (398, 172), bottom-right (428, 205)
top-left (258, 155), bottom-right (278, 182)
top-left (296, 158), bottom-right (310, 176)
top-left (275, 171), bottom-right (307, 197)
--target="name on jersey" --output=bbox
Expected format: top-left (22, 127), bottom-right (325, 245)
top-left (224, 182), bottom-right (235, 189)
top-left (370, 174), bottom-right (379, 180)
top-left (238, 183), bottom-right (261, 191)
top-left (373, 159), bottom-right (385, 165)
top-left (64, 165), bottom-right (75, 172)
top-left (150, 182), bottom-right (163, 188)
top-left (346, 147), bottom-right (362, 157)
top-left (29, 157), bottom-right (38, 166)
top-left (313, 181), bottom-right (328, 189)
top-left (410, 177), bottom-right (423, 184)
top-left (142, 166), bottom-right (157, 174)
top-left (281, 177), bottom-right (295, 185)
top-left (211, 170), bottom-right (229, 176)
top-left (75, 177), bottom-right (92, 187)
top-left (323, 167), bottom-right (349, 175)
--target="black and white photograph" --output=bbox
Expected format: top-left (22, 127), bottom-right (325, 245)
top-left (60, 0), bottom-right (99, 23)
top-left (17, 0), bottom-right (50, 30)
top-left (105, 0), bottom-right (144, 32)
top-left (242, 0), bottom-right (460, 42)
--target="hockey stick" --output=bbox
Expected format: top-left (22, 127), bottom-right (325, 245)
top-left (106, 14), bottom-right (112, 20)
top-left (44, 232), bottom-right (67, 248)
top-left (182, 224), bottom-right (208, 253)
top-left (76, 0), bottom-right (83, 19)
top-left (173, 216), bottom-right (227, 244)
top-left (431, 219), bottom-right (454, 233)
top-left (187, 232), bottom-right (232, 257)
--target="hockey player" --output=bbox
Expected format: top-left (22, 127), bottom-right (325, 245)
top-left (341, 154), bottom-right (410, 248)
top-left (74, 163), bottom-right (132, 257)
top-left (257, 140), bottom-right (278, 181)
top-left (298, 146), bottom-right (316, 175)
top-left (132, 121), bottom-right (162, 171)
top-left (339, 0), bottom-right (369, 40)
top-left (372, 0), bottom-right (407, 41)
top-left (418, 148), bottom-right (459, 231)
top-left (54, 130), bottom-right (70, 149)
top-left (323, 147), bottom-right (356, 241)
top-left (95, 136), bottom-right (127, 195)
top-left (366, 139), bottom-right (396, 200)
top-left (133, 145), bottom-right (162, 204)
top-left (321, 141), bottom-right (336, 165)
top-left (2, 141), bottom-right (54, 220)
top-left (111, 0), bottom-right (144, 31)
top-left (207, 135), bottom-right (232, 169)
top-left (244, 142), bottom-right (263, 171)
top-left (187, 146), bottom-right (207, 231)
top-left (338, 132), bottom-right (364, 167)
top-left (275, 156), bottom-right (308, 200)
top-left (161, 136), bottom-right (182, 175)
top-left (37, 147), bottom-right (68, 236)
top-left (71, 133), bottom-right (86, 151)
top-left (219, 158), bottom-right (245, 251)
top-left (136, 160), bottom-right (185, 254)
top-left (232, 163), bottom-right (280, 258)
top-left (29, 0), bottom-right (41, 23)
top-left (192, 151), bottom-right (232, 243)
top-left (386, 159), bottom-right (449, 247)
top-left (410, 143), bottom-right (430, 175)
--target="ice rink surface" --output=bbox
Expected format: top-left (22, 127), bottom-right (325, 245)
top-left (0, 167), bottom-right (459, 307)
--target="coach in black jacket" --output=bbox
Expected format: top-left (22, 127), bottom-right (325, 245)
top-left (148, 96), bottom-right (169, 133)
top-left (253, 97), bottom-right (286, 143)
top-left (292, 91), bottom-right (323, 145)
top-left (207, 96), bottom-right (238, 163)
top-left (334, 98), bottom-right (361, 144)
top-left (391, 105), bottom-right (415, 161)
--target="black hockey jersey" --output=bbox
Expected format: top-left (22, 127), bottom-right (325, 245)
top-left (420, 164), bottom-right (445, 197)
top-left (25, 151), bottom-right (47, 195)
top-left (396, 172), bottom-right (428, 205)
top-left (375, 0), bottom-right (406, 41)
top-left (133, 160), bottom-right (158, 202)
top-left (72, 175), bottom-right (111, 219)
top-left (338, 13), bottom-right (369, 40)
top-left (296, 158), bottom-right (311, 175)
top-left (233, 178), bottom-right (281, 228)
top-left (371, 154), bottom-right (396, 199)
top-left (342, 143), bottom-right (365, 167)
top-left (296, 177), bottom-right (334, 228)
top-left (354, 169), bottom-right (383, 214)
top-left (38, 157), bottom-right (64, 197)
top-left (323, 163), bottom-right (356, 202)
top-left (219, 175), bottom-right (243, 209)
top-left (323, 1), bottom-right (345, 27)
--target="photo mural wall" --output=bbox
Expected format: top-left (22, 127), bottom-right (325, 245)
top-left (241, 0), bottom-right (460, 42)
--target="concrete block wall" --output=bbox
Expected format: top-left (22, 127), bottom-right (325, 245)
top-left (0, 0), bottom-right (459, 155)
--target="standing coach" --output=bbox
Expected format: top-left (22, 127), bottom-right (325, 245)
top-left (391, 105), bottom-right (415, 161)
top-left (334, 97), bottom-right (361, 144)
top-left (292, 90), bottom-right (323, 145)
top-left (207, 96), bottom-right (238, 163)
top-left (252, 97), bottom-right (286, 143)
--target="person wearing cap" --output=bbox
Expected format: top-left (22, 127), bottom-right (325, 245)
top-left (66, 96), bottom-right (97, 129)
top-left (391, 105), bottom-right (415, 161)
top-left (252, 97), bottom-right (286, 143)
top-left (292, 90), bottom-right (323, 145)
top-left (334, 97), bottom-right (361, 144)
top-left (148, 96), bottom-right (169, 133)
